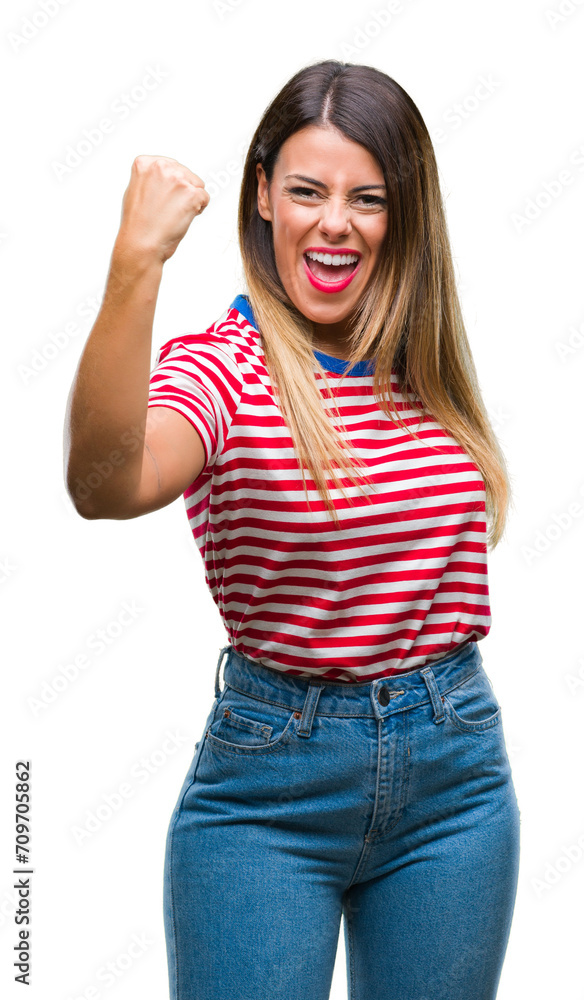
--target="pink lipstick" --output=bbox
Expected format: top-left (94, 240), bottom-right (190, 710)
top-left (302, 247), bottom-right (362, 294)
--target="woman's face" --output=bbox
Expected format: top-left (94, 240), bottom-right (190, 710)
top-left (256, 125), bottom-right (388, 348)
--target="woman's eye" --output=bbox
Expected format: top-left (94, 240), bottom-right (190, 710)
top-left (289, 187), bottom-right (385, 207)
top-left (357, 195), bottom-right (386, 206)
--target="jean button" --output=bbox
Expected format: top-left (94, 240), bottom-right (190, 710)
top-left (378, 685), bottom-right (390, 706)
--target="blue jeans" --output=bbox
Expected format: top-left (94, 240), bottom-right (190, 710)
top-left (163, 639), bottom-right (520, 1000)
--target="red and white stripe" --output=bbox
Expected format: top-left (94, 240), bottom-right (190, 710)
top-left (147, 296), bottom-right (490, 682)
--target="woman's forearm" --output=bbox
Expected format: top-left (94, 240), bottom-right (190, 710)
top-left (64, 239), bottom-right (164, 518)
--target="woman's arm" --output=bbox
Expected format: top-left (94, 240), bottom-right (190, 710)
top-left (63, 156), bottom-right (209, 519)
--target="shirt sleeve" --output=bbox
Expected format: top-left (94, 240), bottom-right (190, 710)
top-left (147, 333), bottom-right (243, 476)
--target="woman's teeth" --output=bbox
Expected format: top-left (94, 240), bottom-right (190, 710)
top-left (305, 250), bottom-right (360, 266)
top-left (304, 250), bottom-right (359, 282)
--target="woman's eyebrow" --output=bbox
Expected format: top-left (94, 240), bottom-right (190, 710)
top-left (284, 173), bottom-right (386, 193)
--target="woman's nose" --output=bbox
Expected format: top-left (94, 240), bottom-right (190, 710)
top-left (317, 199), bottom-right (352, 237)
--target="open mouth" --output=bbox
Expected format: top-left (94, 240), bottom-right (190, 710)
top-left (303, 250), bottom-right (360, 283)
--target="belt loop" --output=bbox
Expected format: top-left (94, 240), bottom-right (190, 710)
top-left (296, 683), bottom-right (325, 739)
top-left (214, 644), bottom-right (231, 698)
top-left (420, 666), bottom-right (445, 724)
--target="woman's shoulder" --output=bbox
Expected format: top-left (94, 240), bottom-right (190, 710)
top-left (153, 296), bottom-right (260, 370)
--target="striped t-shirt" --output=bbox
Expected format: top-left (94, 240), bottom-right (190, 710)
top-left (147, 293), bottom-right (490, 682)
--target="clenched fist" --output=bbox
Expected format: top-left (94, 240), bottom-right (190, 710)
top-left (117, 155), bottom-right (210, 264)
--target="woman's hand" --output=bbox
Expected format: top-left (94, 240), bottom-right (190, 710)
top-left (116, 155), bottom-right (210, 264)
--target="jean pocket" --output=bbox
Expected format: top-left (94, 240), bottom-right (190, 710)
top-left (205, 687), bottom-right (299, 755)
top-left (442, 666), bottom-right (502, 734)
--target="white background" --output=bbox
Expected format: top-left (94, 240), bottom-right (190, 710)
top-left (2, 0), bottom-right (584, 997)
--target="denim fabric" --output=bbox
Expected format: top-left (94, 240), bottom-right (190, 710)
top-left (163, 640), bottom-right (520, 1000)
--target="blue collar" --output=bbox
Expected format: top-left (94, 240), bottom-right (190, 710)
top-left (230, 294), bottom-right (375, 377)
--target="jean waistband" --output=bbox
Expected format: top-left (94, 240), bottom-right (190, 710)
top-left (213, 640), bottom-right (483, 722)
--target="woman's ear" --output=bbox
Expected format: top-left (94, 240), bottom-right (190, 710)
top-left (256, 163), bottom-right (272, 222)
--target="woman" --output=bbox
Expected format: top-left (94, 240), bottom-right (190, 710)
top-left (65, 60), bottom-right (520, 1000)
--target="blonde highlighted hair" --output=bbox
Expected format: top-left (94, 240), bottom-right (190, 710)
top-left (237, 60), bottom-right (511, 548)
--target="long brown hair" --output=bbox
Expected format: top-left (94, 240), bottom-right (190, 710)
top-left (237, 59), bottom-right (511, 548)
